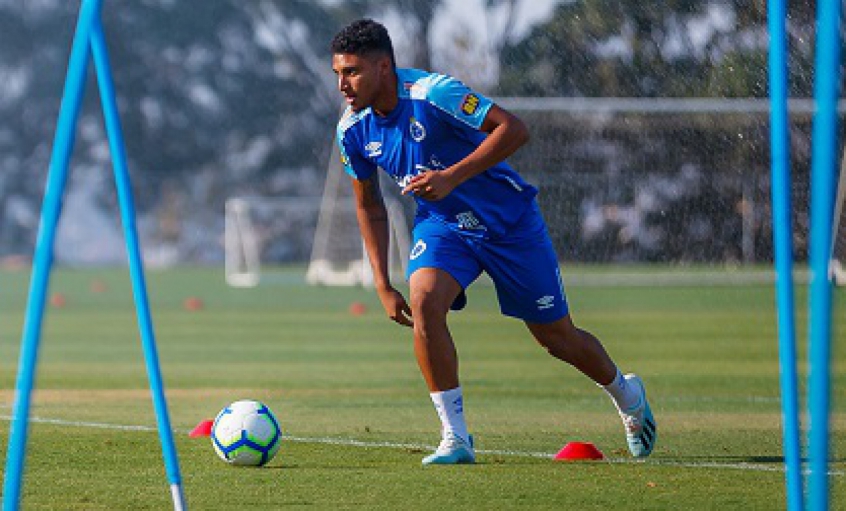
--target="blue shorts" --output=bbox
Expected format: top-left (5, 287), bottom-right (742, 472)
top-left (406, 202), bottom-right (569, 323)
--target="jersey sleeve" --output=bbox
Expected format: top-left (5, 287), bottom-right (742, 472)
top-left (336, 120), bottom-right (376, 181)
top-left (424, 74), bottom-right (493, 130)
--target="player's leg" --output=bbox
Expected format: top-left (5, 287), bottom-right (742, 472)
top-left (523, 312), bottom-right (656, 458)
top-left (409, 268), bottom-right (475, 464)
top-left (524, 315), bottom-right (644, 419)
top-left (483, 202), bottom-right (656, 457)
top-left (408, 267), bottom-right (462, 392)
top-left (405, 220), bottom-right (482, 465)
top-left (524, 315), bottom-right (616, 384)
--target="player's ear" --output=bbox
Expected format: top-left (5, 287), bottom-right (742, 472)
top-left (377, 54), bottom-right (393, 76)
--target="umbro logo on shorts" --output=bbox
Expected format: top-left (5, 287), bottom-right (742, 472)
top-left (536, 295), bottom-right (555, 310)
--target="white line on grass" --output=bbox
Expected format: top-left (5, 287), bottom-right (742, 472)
top-left (0, 415), bottom-right (159, 432)
top-left (1, 414), bottom-right (842, 476)
top-left (287, 435), bottom-right (844, 476)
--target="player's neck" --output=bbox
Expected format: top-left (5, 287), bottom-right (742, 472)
top-left (372, 70), bottom-right (399, 117)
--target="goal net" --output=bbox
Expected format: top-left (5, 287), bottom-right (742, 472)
top-left (501, 98), bottom-right (844, 285)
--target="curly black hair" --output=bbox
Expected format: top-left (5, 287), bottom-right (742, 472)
top-left (330, 19), bottom-right (395, 66)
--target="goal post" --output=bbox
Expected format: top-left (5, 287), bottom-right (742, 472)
top-left (224, 195), bottom-right (321, 287)
top-left (224, 198), bottom-right (261, 287)
top-left (830, 145), bottom-right (846, 286)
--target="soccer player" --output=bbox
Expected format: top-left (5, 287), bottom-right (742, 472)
top-left (330, 19), bottom-right (656, 465)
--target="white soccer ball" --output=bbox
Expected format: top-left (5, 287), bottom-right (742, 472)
top-left (211, 400), bottom-right (282, 466)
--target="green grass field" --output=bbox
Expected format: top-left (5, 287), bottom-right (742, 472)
top-left (0, 266), bottom-right (843, 510)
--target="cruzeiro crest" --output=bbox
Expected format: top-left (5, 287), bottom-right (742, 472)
top-left (409, 116), bottom-right (426, 142)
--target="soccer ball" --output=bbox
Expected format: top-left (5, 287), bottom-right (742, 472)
top-left (211, 400), bottom-right (282, 466)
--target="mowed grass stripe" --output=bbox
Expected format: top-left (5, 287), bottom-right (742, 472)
top-left (6, 414), bottom-right (842, 476)
top-left (0, 267), bottom-right (843, 509)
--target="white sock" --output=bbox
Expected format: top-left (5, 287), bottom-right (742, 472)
top-left (601, 368), bottom-right (641, 411)
top-left (429, 387), bottom-right (469, 443)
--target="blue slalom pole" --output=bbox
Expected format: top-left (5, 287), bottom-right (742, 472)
top-left (1, 1), bottom-right (102, 509)
top-left (767, 1), bottom-right (803, 509)
top-left (807, 0), bottom-right (841, 509)
top-left (89, 17), bottom-right (186, 511)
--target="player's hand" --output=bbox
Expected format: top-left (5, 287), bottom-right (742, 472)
top-left (376, 286), bottom-right (413, 327)
top-left (401, 170), bottom-right (456, 201)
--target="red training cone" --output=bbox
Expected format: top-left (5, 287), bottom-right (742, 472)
top-left (189, 419), bottom-right (214, 437)
top-left (554, 441), bottom-right (604, 461)
top-left (348, 301), bottom-right (367, 316)
top-left (183, 297), bottom-right (205, 311)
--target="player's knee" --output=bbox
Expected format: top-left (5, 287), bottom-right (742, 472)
top-left (409, 290), bottom-right (448, 325)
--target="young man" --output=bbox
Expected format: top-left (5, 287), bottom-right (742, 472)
top-left (330, 19), bottom-right (656, 465)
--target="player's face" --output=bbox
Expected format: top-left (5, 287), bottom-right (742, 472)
top-left (332, 53), bottom-right (391, 112)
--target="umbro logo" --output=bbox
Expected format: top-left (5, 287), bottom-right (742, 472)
top-left (536, 295), bottom-right (555, 310)
top-left (365, 141), bottom-right (382, 158)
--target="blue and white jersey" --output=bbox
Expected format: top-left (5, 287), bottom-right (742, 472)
top-left (336, 68), bottom-right (538, 239)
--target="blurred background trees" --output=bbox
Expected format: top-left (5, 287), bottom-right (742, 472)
top-left (0, 0), bottom-right (839, 265)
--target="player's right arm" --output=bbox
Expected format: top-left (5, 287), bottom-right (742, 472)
top-left (351, 174), bottom-right (413, 327)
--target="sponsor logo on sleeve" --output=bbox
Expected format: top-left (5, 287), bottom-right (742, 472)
top-left (460, 93), bottom-right (480, 115)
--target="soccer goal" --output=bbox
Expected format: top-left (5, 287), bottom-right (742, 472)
top-left (224, 195), bottom-right (321, 287)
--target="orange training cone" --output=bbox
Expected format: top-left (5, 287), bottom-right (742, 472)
top-left (183, 297), bottom-right (205, 311)
top-left (50, 292), bottom-right (67, 308)
top-left (554, 441), bottom-right (604, 461)
top-left (189, 419), bottom-right (214, 437)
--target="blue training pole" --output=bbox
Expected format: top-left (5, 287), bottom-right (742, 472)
top-left (807, 0), bottom-right (841, 509)
top-left (2, 1), bottom-right (103, 509)
top-left (89, 16), bottom-right (186, 511)
top-left (767, 1), bottom-right (803, 509)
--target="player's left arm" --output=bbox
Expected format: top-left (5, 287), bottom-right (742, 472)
top-left (402, 104), bottom-right (529, 200)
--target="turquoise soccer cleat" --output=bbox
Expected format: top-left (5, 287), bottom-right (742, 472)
top-left (618, 374), bottom-right (657, 458)
top-left (422, 433), bottom-right (476, 465)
